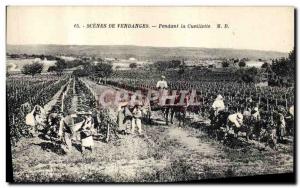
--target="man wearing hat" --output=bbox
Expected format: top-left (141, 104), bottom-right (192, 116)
top-left (58, 109), bottom-right (78, 153)
top-left (156, 75), bottom-right (168, 89)
top-left (117, 101), bottom-right (131, 134)
top-left (212, 94), bottom-right (225, 116)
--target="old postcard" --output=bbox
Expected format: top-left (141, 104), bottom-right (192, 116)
top-left (6, 6), bottom-right (295, 183)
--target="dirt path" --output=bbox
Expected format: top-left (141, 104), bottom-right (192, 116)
top-left (11, 79), bottom-right (294, 183)
top-left (167, 127), bottom-right (218, 154)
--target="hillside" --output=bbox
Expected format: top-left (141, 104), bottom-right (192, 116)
top-left (7, 44), bottom-right (287, 61)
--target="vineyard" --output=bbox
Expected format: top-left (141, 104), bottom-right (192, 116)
top-left (8, 70), bottom-right (294, 182)
top-left (7, 74), bottom-right (71, 145)
top-left (104, 77), bottom-right (294, 119)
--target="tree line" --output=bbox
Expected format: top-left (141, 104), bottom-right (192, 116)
top-left (18, 48), bottom-right (295, 85)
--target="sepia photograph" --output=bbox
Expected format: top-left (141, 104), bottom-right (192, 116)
top-left (6, 6), bottom-right (295, 183)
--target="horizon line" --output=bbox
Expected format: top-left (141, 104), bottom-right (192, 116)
top-left (6, 43), bottom-right (291, 54)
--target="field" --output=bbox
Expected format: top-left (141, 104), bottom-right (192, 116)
top-left (9, 74), bottom-right (294, 183)
top-left (7, 44), bottom-right (287, 60)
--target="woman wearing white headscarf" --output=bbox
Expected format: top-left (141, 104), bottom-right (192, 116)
top-left (25, 105), bottom-right (46, 134)
top-left (212, 94), bottom-right (225, 116)
top-left (228, 112), bottom-right (244, 128)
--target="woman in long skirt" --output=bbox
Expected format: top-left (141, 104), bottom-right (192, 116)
top-left (81, 112), bottom-right (95, 153)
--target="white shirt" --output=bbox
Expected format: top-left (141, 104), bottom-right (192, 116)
top-left (278, 113), bottom-right (286, 127)
top-left (212, 100), bottom-right (225, 111)
top-left (228, 113), bottom-right (243, 128)
top-left (156, 80), bottom-right (168, 89)
top-left (133, 108), bottom-right (142, 118)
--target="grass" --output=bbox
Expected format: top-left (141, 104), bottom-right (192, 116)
top-left (11, 123), bottom-right (293, 182)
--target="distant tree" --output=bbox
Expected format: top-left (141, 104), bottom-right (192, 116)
top-left (115, 65), bottom-right (121, 70)
top-left (289, 48), bottom-right (295, 63)
top-left (73, 69), bottom-right (90, 77)
top-left (39, 54), bottom-right (45, 60)
top-left (170, 60), bottom-right (181, 68)
top-left (55, 58), bottom-right (67, 75)
top-left (23, 53), bottom-right (28, 58)
top-left (129, 62), bottom-right (137, 69)
top-left (68, 59), bottom-right (84, 68)
top-left (21, 62), bottom-right (43, 76)
top-left (222, 61), bottom-right (229, 68)
top-left (72, 63), bottom-right (94, 77)
top-left (288, 47), bottom-right (295, 73)
top-left (238, 61), bottom-right (246, 68)
top-left (154, 59), bottom-right (182, 72)
top-left (94, 63), bottom-right (113, 84)
top-left (178, 63), bottom-right (186, 78)
top-left (84, 63), bottom-right (96, 74)
top-left (247, 67), bottom-right (258, 75)
top-left (10, 54), bottom-right (20, 58)
top-left (236, 67), bottom-right (258, 83)
top-left (245, 67), bottom-right (258, 82)
top-left (47, 66), bottom-right (57, 72)
top-left (261, 62), bottom-right (269, 69)
top-left (270, 48), bottom-right (295, 78)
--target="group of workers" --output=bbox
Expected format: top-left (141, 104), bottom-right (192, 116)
top-left (117, 102), bottom-right (144, 135)
top-left (212, 94), bottom-right (244, 128)
top-left (24, 75), bottom-right (294, 154)
top-left (116, 75), bottom-right (168, 135)
top-left (57, 109), bottom-right (96, 153)
top-left (211, 92), bottom-right (294, 141)
top-left (26, 105), bottom-right (96, 154)
top-left (26, 102), bottom-right (148, 154)
top-left (24, 76), bottom-right (168, 153)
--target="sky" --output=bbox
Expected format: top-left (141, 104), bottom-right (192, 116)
top-left (6, 6), bottom-right (294, 53)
